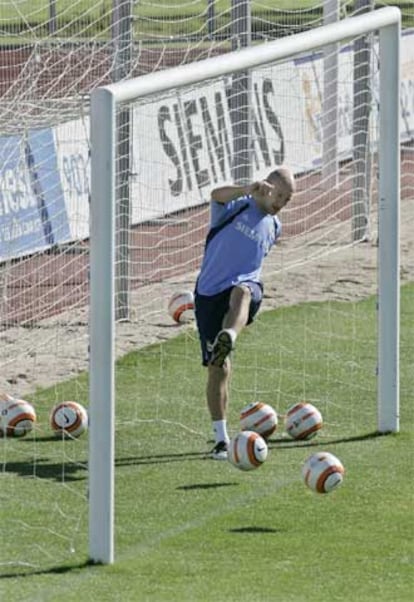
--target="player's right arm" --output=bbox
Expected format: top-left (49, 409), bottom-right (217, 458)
top-left (211, 181), bottom-right (272, 204)
top-left (211, 181), bottom-right (265, 204)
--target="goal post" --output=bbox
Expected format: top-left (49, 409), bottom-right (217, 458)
top-left (378, 20), bottom-right (401, 433)
top-left (89, 6), bottom-right (401, 564)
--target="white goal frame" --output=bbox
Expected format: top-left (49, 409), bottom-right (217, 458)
top-left (89, 7), bottom-right (401, 564)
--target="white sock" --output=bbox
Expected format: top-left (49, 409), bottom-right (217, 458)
top-left (213, 419), bottom-right (229, 444)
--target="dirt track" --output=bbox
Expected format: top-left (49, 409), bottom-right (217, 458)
top-left (1, 191), bottom-right (412, 399)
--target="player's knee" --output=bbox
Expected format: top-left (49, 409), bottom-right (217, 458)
top-left (232, 284), bottom-right (252, 304)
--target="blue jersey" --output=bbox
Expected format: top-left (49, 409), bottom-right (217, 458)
top-left (196, 195), bottom-right (282, 296)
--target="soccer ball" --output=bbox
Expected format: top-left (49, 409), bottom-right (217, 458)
top-left (240, 401), bottom-right (278, 439)
top-left (49, 401), bottom-right (88, 438)
top-left (284, 401), bottom-right (323, 440)
top-left (0, 397), bottom-right (36, 437)
top-left (228, 430), bottom-right (268, 471)
top-left (302, 451), bottom-right (345, 494)
top-left (168, 290), bottom-right (195, 323)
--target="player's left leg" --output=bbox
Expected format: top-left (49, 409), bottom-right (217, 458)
top-left (207, 361), bottom-right (231, 421)
top-left (206, 360), bottom-right (231, 459)
top-left (194, 288), bottom-right (233, 458)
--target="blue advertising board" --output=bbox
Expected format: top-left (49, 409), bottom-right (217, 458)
top-left (0, 129), bottom-right (70, 261)
top-left (27, 128), bottom-right (71, 246)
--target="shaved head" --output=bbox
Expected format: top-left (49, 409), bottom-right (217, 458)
top-left (266, 166), bottom-right (296, 194)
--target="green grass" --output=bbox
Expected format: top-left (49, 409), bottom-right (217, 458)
top-left (0, 283), bottom-right (413, 601)
top-left (0, 1), bottom-right (412, 42)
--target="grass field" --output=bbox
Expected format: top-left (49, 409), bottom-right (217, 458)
top-left (0, 1), bottom-right (412, 39)
top-left (1, 282), bottom-right (413, 601)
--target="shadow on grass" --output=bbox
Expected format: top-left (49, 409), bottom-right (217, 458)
top-left (20, 435), bottom-right (87, 442)
top-left (115, 450), bottom-right (208, 466)
top-left (3, 458), bottom-right (87, 482)
top-left (229, 526), bottom-right (281, 534)
top-left (267, 430), bottom-right (386, 450)
top-left (3, 450), bottom-right (209, 481)
top-left (0, 558), bottom-right (99, 580)
top-left (4, 432), bottom-right (388, 481)
top-left (177, 482), bottom-right (238, 491)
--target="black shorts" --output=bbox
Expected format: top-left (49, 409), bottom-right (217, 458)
top-left (194, 282), bottom-right (263, 366)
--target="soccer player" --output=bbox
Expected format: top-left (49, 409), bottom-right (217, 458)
top-left (194, 166), bottom-right (296, 460)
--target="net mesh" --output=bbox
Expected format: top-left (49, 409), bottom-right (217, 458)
top-left (0, 1), bottom-right (412, 573)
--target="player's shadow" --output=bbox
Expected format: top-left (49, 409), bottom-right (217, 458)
top-left (266, 430), bottom-right (384, 449)
top-left (3, 458), bottom-right (87, 482)
top-left (114, 450), bottom-right (208, 467)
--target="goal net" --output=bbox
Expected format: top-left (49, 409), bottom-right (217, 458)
top-left (88, 7), bottom-right (403, 563)
top-left (1, 5), bottom-right (411, 572)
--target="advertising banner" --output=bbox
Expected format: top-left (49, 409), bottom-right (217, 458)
top-left (0, 130), bottom-right (70, 262)
top-left (1, 30), bottom-right (413, 260)
top-left (0, 135), bottom-right (50, 261)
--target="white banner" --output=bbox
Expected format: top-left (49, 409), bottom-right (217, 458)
top-left (30, 29), bottom-right (414, 244)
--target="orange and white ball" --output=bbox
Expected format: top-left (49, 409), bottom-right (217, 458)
top-left (0, 397), bottom-right (36, 437)
top-left (284, 402), bottom-right (323, 440)
top-left (50, 401), bottom-right (88, 438)
top-left (302, 451), bottom-right (345, 494)
top-left (168, 290), bottom-right (195, 323)
top-left (228, 430), bottom-right (268, 471)
top-left (240, 401), bottom-right (278, 439)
